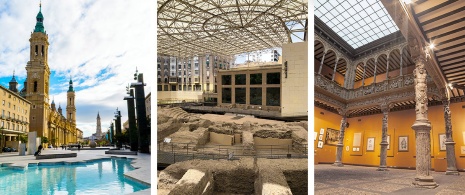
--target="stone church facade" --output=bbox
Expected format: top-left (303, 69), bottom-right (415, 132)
top-left (18, 5), bottom-right (81, 146)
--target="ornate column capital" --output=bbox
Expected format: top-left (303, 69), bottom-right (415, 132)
top-left (336, 107), bottom-right (348, 117)
top-left (380, 101), bottom-right (394, 113)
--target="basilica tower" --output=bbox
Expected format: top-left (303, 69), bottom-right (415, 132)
top-left (66, 79), bottom-right (76, 124)
top-left (96, 112), bottom-right (102, 137)
top-left (25, 4), bottom-right (51, 137)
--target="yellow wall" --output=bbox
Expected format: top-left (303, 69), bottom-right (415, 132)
top-left (315, 59), bottom-right (345, 86)
top-left (314, 107), bottom-right (341, 163)
top-left (315, 102), bottom-right (465, 170)
top-left (353, 66), bottom-right (415, 88)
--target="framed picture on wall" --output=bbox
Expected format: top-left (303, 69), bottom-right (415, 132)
top-left (317, 141), bottom-right (324, 148)
top-left (320, 128), bottom-right (325, 135)
top-left (387, 135), bottom-right (391, 150)
top-left (314, 132), bottom-right (318, 141)
top-left (439, 134), bottom-right (446, 151)
top-left (398, 136), bottom-right (408, 152)
top-left (318, 134), bottom-right (323, 141)
top-left (366, 137), bottom-right (375, 152)
top-left (325, 128), bottom-right (340, 146)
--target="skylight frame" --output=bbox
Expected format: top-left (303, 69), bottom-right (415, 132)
top-left (315, 0), bottom-right (399, 49)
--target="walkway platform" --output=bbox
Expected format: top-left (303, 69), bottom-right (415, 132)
top-left (315, 164), bottom-right (465, 194)
top-left (36, 153), bottom-right (77, 159)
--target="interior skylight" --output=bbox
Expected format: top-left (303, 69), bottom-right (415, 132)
top-left (315, 0), bottom-right (399, 49)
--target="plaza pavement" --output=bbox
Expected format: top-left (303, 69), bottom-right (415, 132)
top-left (0, 148), bottom-right (151, 195)
top-left (315, 164), bottom-right (465, 194)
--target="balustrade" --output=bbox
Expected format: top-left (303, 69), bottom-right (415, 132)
top-left (315, 73), bottom-right (425, 100)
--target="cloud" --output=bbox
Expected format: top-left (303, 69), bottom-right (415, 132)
top-left (0, 0), bottom-right (155, 137)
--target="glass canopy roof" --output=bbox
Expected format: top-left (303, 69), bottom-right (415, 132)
top-left (315, 0), bottom-right (399, 49)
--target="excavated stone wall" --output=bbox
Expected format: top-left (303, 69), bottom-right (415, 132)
top-left (158, 158), bottom-right (308, 194)
top-left (158, 107), bottom-right (308, 153)
top-left (158, 159), bottom-right (255, 194)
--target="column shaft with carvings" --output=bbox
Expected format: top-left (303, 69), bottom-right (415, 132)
top-left (332, 58), bottom-right (339, 81)
top-left (411, 55), bottom-right (437, 188)
top-left (373, 60), bottom-right (378, 84)
top-left (333, 110), bottom-right (347, 167)
top-left (443, 99), bottom-right (459, 175)
top-left (318, 52), bottom-right (326, 74)
top-left (399, 50), bottom-right (403, 76)
top-left (377, 105), bottom-right (390, 171)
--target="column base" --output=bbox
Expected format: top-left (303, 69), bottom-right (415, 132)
top-left (445, 170), bottom-right (460, 175)
top-left (412, 176), bottom-right (438, 189)
top-left (332, 162), bottom-right (343, 167)
top-left (377, 167), bottom-right (389, 171)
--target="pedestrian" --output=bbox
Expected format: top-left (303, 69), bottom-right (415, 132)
top-left (35, 145), bottom-right (43, 156)
top-left (78, 144), bottom-right (81, 151)
top-left (61, 145), bottom-right (64, 150)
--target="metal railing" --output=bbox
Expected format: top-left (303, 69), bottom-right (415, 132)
top-left (157, 142), bottom-right (308, 164)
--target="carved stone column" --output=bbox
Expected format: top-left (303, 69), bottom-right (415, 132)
top-left (318, 52), bottom-right (326, 74)
top-left (333, 109), bottom-right (347, 167)
top-left (411, 54), bottom-right (437, 188)
top-left (442, 98), bottom-right (459, 175)
top-left (377, 103), bottom-right (392, 171)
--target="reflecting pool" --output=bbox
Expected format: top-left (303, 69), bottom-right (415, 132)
top-left (0, 158), bottom-right (149, 195)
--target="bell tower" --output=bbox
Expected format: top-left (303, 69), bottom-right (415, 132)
top-left (25, 3), bottom-right (51, 137)
top-left (66, 78), bottom-right (76, 124)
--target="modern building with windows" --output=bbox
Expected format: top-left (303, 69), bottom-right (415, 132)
top-left (314, 0), bottom-right (465, 191)
top-left (215, 41), bottom-right (308, 118)
top-left (157, 54), bottom-right (233, 103)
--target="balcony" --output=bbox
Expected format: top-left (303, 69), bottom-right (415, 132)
top-left (314, 73), bottom-right (438, 111)
top-left (169, 78), bottom-right (178, 84)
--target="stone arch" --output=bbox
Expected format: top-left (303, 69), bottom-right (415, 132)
top-left (319, 49), bottom-right (337, 80)
top-left (335, 58), bottom-right (347, 86)
top-left (314, 40), bottom-right (326, 73)
top-left (387, 49), bottom-right (401, 78)
top-left (354, 62), bottom-right (365, 88)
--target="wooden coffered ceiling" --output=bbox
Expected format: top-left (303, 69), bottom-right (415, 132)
top-left (410, 0), bottom-right (465, 87)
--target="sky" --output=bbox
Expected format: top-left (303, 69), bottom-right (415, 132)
top-left (0, 1), bottom-right (155, 137)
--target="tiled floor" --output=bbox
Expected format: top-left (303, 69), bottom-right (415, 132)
top-left (0, 148), bottom-right (151, 195)
top-left (315, 164), bottom-right (465, 195)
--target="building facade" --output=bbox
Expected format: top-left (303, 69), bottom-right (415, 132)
top-left (145, 92), bottom-right (151, 119)
top-left (243, 49), bottom-right (281, 63)
top-left (20, 5), bottom-right (79, 146)
top-left (215, 42), bottom-right (308, 118)
top-left (0, 76), bottom-right (31, 149)
top-left (157, 54), bottom-right (233, 102)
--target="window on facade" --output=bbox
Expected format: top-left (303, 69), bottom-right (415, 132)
top-left (34, 81), bottom-right (38, 92)
top-left (266, 87), bottom-right (280, 106)
top-left (222, 88), bottom-right (231, 103)
top-left (35, 45), bottom-right (38, 56)
top-left (41, 45), bottom-right (44, 56)
top-left (250, 88), bottom-right (262, 105)
top-left (222, 75), bottom-right (232, 85)
top-left (250, 73), bottom-right (262, 85)
top-left (158, 85), bottom-right (162, 91)
top-left (235, 74), bottom-right (246, 85)
top-left (164, 85), bottom-right (168, 91)
top-left (235, 88), bottom-right (246, 104)
top-left (267, 73), bottom-right (280, 84)
top-left (2, 100), bottom-right (4, 105)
